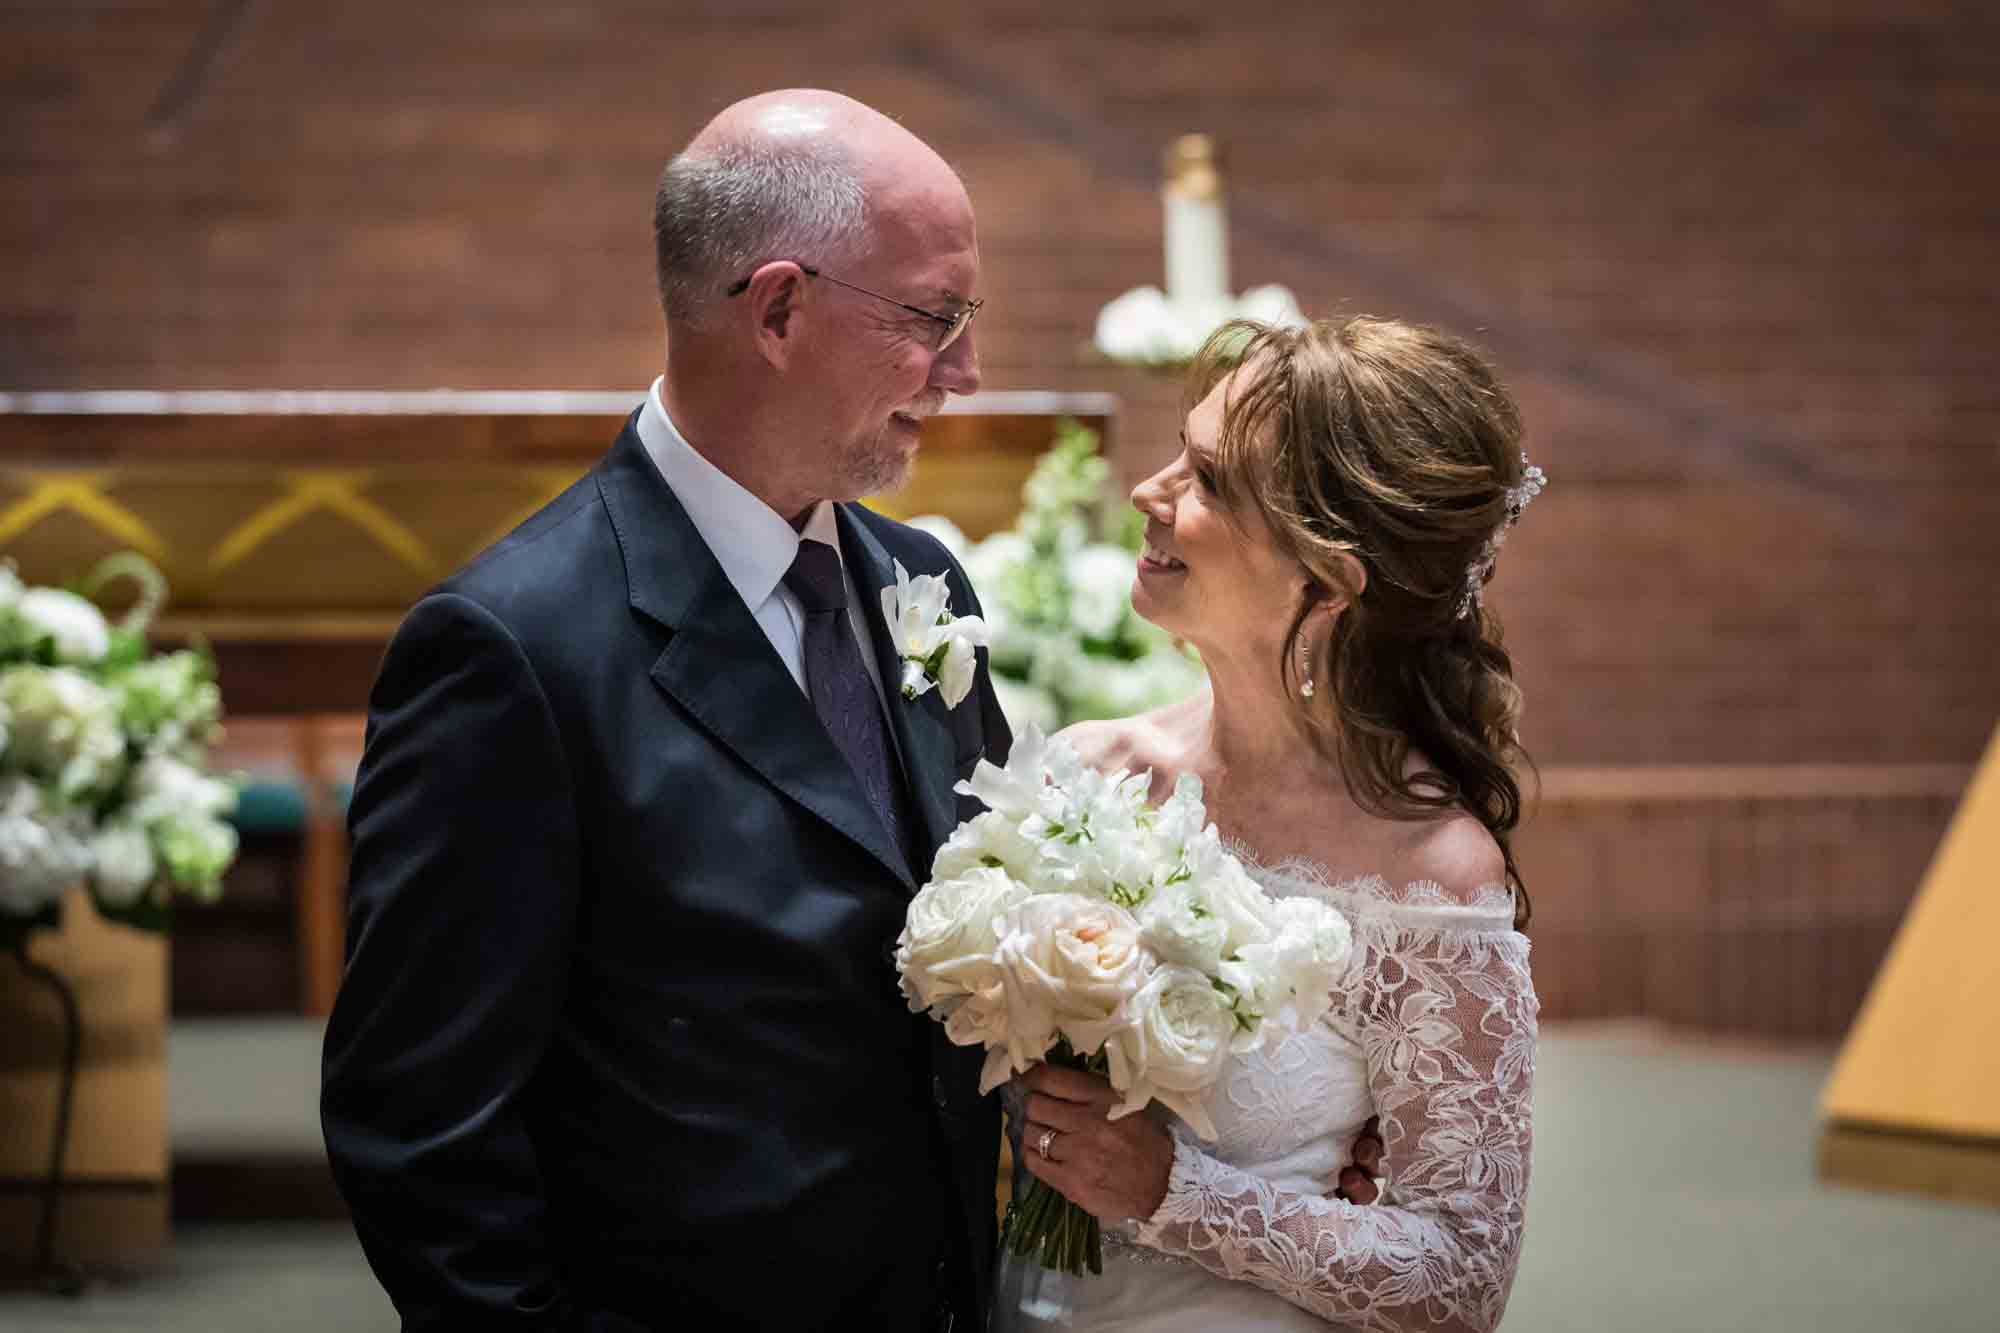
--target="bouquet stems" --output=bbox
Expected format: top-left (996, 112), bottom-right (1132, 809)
top-left (998, 1040), bottom-right (1107, 1278)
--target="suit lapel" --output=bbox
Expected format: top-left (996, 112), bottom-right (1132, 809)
top-left (837, 504), bottom-right (962, 868)
top-left (596, 422), bottom-right (916, 891)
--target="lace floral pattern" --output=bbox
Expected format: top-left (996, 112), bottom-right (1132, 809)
top-left (1130, 865), bottom-right (1537, 1332)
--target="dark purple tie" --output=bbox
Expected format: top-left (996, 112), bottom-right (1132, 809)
top-left (784, 539), bottom-right (915, 870)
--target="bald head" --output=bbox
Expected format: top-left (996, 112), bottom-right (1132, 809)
top-left (688, 90), bottom-right (955, 187)
top-left (653, 89), bottom-right (968, 328)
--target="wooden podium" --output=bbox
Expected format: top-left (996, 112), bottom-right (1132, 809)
top-left (1818, 724), bottom-right (2000, 1206)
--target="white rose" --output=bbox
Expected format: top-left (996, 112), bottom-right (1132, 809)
top-left (0, 562), bottom-right (22, 614)
top-left (896, 865), bottom-right (1025, 1012)
top-left (1101, 964), bottom-right (1238, 1139)
top-left (17, 588), bottom-right (112, 665)
top-left (942, 983), bottom-right (1011, 1056)
top-left (991, 893), bottom-right (1151, 1066)
top-left (89, 819), bottom-right (157, 908)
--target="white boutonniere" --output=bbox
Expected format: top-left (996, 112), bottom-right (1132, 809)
top-left (881, 560), bottom-right (990, 709)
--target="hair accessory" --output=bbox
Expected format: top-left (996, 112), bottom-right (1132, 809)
top-left (1456, 452), bottom-right (1546, 619)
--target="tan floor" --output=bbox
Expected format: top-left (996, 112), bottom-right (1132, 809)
top-left (3, 1019), bottom-right (1998, 1331)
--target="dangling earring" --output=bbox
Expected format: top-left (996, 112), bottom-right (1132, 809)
top-left (1299, 640), bottom-right (1316, 699)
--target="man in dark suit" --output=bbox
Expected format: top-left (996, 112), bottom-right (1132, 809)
top-left (322, 90), bottom-right (1007, 1331)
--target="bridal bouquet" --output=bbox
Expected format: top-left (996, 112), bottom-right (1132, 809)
top-left (895, 726), bottom-right (1351, 1276)
top-left (0, 554), bottom-right (237, 942)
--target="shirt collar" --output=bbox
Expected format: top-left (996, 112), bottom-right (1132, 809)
top-left (636, 376), bottom-right (840, 611)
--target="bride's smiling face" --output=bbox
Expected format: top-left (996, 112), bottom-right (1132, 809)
top-left (1129, 374), bottom-right (1310, 668)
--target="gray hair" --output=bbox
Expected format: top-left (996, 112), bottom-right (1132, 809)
top-left (652, 137), bottom-right (870, 328)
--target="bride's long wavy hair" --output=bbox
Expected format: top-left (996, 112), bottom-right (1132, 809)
top-left (1188, 316), bottom-right (1537, 929)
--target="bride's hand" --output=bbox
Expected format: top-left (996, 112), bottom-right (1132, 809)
top-left (1323, 1116), bottom-right (1384, 1205)
top-left (1013, 1064), bottom-right (1175, 1223)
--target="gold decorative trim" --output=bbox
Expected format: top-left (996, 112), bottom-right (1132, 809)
top-left (0, 472), bottom-right (172, 565)
top-left (207, 471), bottom-right (439, 579)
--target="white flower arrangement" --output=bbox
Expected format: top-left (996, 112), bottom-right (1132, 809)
top-left (911, 420), bottom-right (1207, 733)
top-left (0, 554), bottom-right (237, 938)
top-left (1091, 282), bottom-right (1308, 369)
top-left (895, 725), bottom-right (1350, 1275)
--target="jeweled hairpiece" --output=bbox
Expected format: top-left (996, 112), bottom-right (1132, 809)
top-left (1455, 452), bottom-right (1546, 620)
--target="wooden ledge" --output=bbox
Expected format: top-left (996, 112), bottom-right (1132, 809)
top-left (1535, 764), bottom-right (1974, 804)
top-left (1817, 1119), bottom-right (2000, 1209)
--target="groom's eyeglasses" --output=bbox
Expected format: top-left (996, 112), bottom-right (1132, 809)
top-left (725, 264), bottom-right (982, 353)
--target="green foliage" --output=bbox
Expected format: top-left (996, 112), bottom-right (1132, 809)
top-left (954, 420), bottom-right (1207, 731)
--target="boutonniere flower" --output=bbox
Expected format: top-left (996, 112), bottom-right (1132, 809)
top-left (881, 560), bottom-right (989, 709)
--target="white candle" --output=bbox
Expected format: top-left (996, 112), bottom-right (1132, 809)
top-left (1162, 134), bottom-right (1229, 314)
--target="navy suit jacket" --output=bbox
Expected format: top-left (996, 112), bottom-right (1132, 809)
top-left (322, 415), bottom-right (1011, 1331)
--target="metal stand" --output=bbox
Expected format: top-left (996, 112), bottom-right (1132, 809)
top-left (3, 938), bottom-right (87, 1296)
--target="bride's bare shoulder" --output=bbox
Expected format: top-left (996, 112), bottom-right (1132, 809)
top-left (1054, 698), bottom-right (1194, 779)
top-left (1053, 718), bottom-right (1147, 776)
top-left (1389, 809), bottom-right (1509, 907)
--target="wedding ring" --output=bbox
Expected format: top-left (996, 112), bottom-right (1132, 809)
top-left (1036, 1128), bottom-right (1057, 1161)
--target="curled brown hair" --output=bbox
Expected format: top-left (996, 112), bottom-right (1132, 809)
top-left (1189, 316), bottom-right (1536, 928)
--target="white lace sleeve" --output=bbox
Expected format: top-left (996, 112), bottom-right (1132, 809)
top-left (1131, 887), bottom-right (1537, 1332)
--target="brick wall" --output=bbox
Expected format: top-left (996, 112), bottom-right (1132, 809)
top-left (5, 0), bottom-right (1995, 770)
top-left (1518, 764), bottom-right (1969, 1039)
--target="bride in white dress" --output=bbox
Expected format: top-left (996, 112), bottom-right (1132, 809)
top-left (1009, 316), bottom-right (1541, 1332)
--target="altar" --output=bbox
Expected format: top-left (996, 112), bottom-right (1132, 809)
top-left (0, 388), bottom-right (1116, 1271)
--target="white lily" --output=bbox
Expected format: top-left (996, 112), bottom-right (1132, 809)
top-left (880, 559), bottom-right (989, 709)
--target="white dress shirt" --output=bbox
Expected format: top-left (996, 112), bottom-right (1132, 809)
top-left (633, 378), bottom-right (893, 716)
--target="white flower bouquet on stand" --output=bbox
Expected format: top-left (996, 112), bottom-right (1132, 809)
top-left (906, 420), bottom-right (1209, 735)
top-left (0, 553), bottom-right (237, 943)
top-left (895, 727), bottom-right (1352, 1282)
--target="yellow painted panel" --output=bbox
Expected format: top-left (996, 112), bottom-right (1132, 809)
top-left (1821, 723), bottom-right (2000, 1139)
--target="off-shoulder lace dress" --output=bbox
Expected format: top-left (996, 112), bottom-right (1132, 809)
top-left (1066, 860), bottom-right (1537, 1332)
